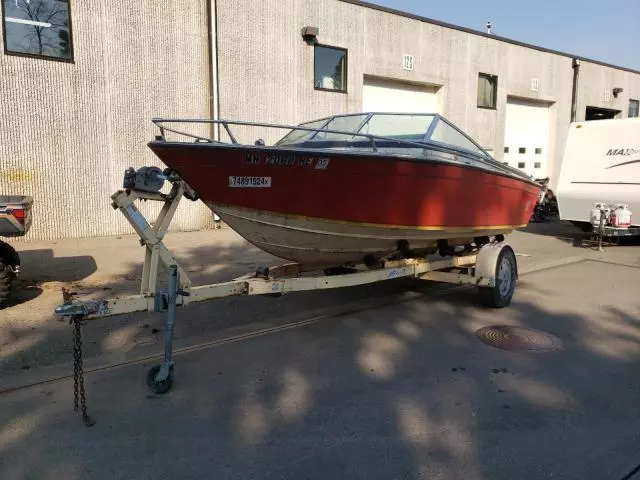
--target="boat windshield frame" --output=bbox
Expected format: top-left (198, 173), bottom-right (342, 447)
top-left (274, 113), bottom-right (491, 160)
top-left (150, 116), bottom-right (533, 181)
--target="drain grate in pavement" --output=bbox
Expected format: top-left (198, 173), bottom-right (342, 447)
top-left (475, 325), bottom-right (562, 352)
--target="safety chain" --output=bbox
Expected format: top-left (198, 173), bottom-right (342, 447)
top-left (71, 315), bottom-right (95, 427)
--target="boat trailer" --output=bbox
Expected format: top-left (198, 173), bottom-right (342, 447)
top-left (55, 171), bottom-right (519, 425)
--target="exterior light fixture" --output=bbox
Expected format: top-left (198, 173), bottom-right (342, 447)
top-left (301, 26), bottom-right (319, 44)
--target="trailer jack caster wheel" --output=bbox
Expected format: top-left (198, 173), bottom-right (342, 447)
top-left (146, 364), bottom-right (174, 394)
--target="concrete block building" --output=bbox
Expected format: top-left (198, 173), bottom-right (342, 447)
top-left (1, 0), bottom-right (639, 240)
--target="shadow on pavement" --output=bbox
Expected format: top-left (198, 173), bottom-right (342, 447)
top-left (1, 283), bottom-right (43, 309)
top-left (2, 249), bottom-right (98, 308)
top-left (1, 257), bottom-right (640, 480)
top-left (18, 249), bottom-right (98, 284)
top-left (520, 219), bottom-right (640, 251)
top-left (519, 220), bottom-right (589, 247)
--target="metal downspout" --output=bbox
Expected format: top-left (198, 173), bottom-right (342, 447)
top-left (571, 58), bottom-right (580, 122)
top-left (207, 0), bottom-right (220, 140)
top-left (207, 0), bottom-right (221, 224)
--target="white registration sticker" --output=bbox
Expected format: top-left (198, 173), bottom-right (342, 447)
top-left (228, 176), bottom-right (272, 188)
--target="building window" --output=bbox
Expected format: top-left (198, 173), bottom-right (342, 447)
top-left (518, 162), bottom-right (525, 168)
top-left (504, 146), bottom-right (509, 153)
top-left (519, 147), bottom-right (526, 154)
top-left (477, 73), bottom-right (497, 109)
top-left (630, 99), bottom-right (639, 118)
top-left (1, 0), bottom-right (73, 61)
top-left (314, 44), bottom-right (347, 92)
top-left (535, 148), bottom-right (542, 154)
top-left (534, 162), bottom-right (541, 168)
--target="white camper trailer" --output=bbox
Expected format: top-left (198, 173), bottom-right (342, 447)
top-left (556, 118), bottom-right (640, 231)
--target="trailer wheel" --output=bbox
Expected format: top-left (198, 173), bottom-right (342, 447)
top-left (0, 259), bottom-right (12, 308)
top-left (478, 246), bottom-right (517, 308)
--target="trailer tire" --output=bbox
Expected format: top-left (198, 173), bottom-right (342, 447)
top-left (0, 259), bottom-right (12, 308)
top-left (478, 246), bottom-right (517, 308)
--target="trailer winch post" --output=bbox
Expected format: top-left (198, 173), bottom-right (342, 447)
top-left (111, 182), bottom-right (193, 310)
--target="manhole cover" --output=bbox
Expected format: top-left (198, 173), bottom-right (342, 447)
top-left (475, 325), bottom-right (562, 352)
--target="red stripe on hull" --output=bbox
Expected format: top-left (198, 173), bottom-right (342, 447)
top-left (149, 144), bottom-right (540, 228)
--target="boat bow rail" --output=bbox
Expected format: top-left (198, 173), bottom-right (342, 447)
top-left (152, 117), bottom-right (434, 153)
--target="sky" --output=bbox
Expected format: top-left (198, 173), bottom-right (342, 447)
top-left (368, 0), bottom-right (640, 70)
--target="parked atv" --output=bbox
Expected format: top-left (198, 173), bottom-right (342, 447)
top-left (0, 196), bottom-right (33, 307)
top-left (530, 177), bottom-right (558, 223)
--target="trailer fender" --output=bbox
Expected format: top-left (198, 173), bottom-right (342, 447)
top-left (475, 242), bottom-right (517, 287)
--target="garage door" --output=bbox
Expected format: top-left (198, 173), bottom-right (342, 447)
top-left (362, 77), bottom-right (438, 113)
top-left (504, 98), bottom-right (550, 178)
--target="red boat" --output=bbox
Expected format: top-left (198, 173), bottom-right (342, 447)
top-left (148, 113), bottom-right (540, 266)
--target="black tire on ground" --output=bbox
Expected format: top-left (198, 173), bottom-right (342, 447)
top-left (478, 246), bottom-right (517, 308)
top-left (0, 259), bottom-right (12, 308)
top-left (146, 364), bottom-right (174, 394)
top-left (0, 240), bottom-right (19, 269)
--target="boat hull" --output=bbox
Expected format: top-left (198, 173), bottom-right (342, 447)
top-left (149, 142), bottom-right (540, 265)
top-left (210, 203), bottom-right (522, 265)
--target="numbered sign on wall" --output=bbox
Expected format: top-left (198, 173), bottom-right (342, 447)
top-left (531, 78), bottom-right (540, 92)
top-left (403, 54), bottom-right (414, 71)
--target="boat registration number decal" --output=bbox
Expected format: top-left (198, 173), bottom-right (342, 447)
top-left (245, 152), bottom-right (331, 170)
top-left (229, 176), bottom-right (272, 188)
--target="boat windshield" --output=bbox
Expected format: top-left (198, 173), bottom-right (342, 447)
top-left (275, 113), bottom-right (490, 159)
top-left (428, 120), bottom-right (488, 157)
top-left (358, 114), bottom-right (435, 142)
top-left (276, 118), bottom-right (332, 145)
top-left (314, 114), bottom-right (369, 140)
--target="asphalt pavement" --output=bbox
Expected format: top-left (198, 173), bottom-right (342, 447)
top-left (1, 222), bottom-right (640, 479)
